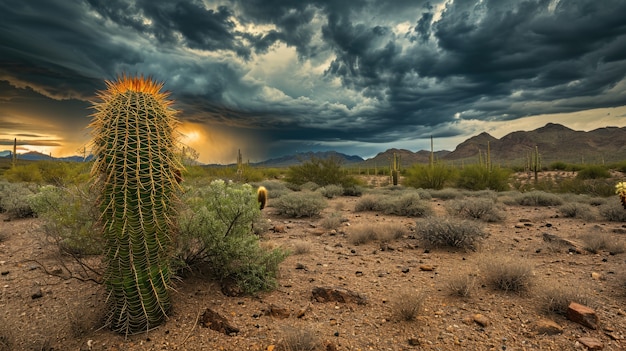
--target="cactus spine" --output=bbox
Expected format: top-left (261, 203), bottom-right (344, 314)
top-left (89, 74), bottom-right (182, 334)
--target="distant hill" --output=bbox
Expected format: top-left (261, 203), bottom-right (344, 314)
top-left (252, 151), bottom-right (364, 168)
top-left (361, 148), bottom-right (451, 168)
top-left (0, 150), bottom-right (91, 162)
top-left (443, 123), bottom-right (626, 165)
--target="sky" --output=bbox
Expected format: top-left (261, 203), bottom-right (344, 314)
top-left (1, 0), bottom-right (626, 164)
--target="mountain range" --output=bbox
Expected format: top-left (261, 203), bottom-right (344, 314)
top-left (3, 123), bottom-right (626, 167)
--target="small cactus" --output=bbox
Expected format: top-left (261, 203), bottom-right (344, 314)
top-left (257, 186), bottom-right (268, 210)
top-left (616, 182), bottom-right (626, 209)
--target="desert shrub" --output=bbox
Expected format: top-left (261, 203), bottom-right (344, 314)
top-left (342, 185), bottom-right (364, 197)
top-left (391, 290), bottom-right (425, 322)
top-left (445, 198), bottom-right (504, 222)
top-left (285, 156), bottom-right (358, 188)
top-left (354, 195), bottom-right (382, 212)
top-left (318, 184), bottom-right (344, 198)
top-left (291, 240), bottom-right (312, 255)
top-left (2, 163), bottom-right (44, 183)
top-left (483, 256), bottom-right (533, 293)
top-left (598, 198), bottom-right (626, 222)
top-left (36, 161), bottom-right (90, 186)
top-left (300, 181), bottom-right (319, 191)
top-left (514, 191), bottom-right (563, 206)
top-left (385, 193), bottom-right (432, 217)
top-left (404, 163), bottom-right (457, 190)
top-left (414, 188), bottom-right (432, 200)
top-left (28, 184), bottom-right (102, 256)
top-left (538, 285), bottom-right (589, 315)
top-left (348, 224), bottom-right (378, 245)
top-left (429, 188), bottom-right (463, 200)
top-left (177, 180), bottom-right (288, 294)
top-left (456, 165), bottom-right (511, 191)
top-left (348, 223), bottom-right (406, 245)
top-left (549, 161), bottom-right (569, 171)
top-left (416, 217), bottom-right (488, 250)
top-left (557, 203), bottom-right (597, 221)
top-left (446, 273), bottom-right (476, 298)
top-left (576, 165), bottom-right (611, 180)
top-left (0, 180), bottom-right (37, 219)
top-left (272, 191), bottom-right (327, 218)
top-left (557, 178), bottom-right (615, 197)
top-left (580, 232), bottom-right (625, 254)
top-left (280, 326), bottom-right (320, 351)
top-left (319, 212), bottom-right (343, 230)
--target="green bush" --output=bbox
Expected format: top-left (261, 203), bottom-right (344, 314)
top-left (557, 178), bottom-right (615, 197)
top-left (446, 198), bottom-right (504, 222)
top-left (319, 212), bottom-right (343, 230)
top-left (576, 165), bottom-right (611, 180)
top-left (318, 184), bottom-right (344, 198)
top-left (285, 156), bottom-right (359, 188)
top-left (3, 163), bottom-right (43, 183)
top-left (342, 185), bottom-right (364, 197)
top-left (177, 180), bottom-right (288, 294)
top-left (514, 191), bottom-right (563, 206)
top-left (28, 184), bottom-right (102, 255)
top-left (416, 217), bottom-right (488, 250)
top-left (549, 161), bottom-right (569, 171)
top-left (404, 163), bottom-right (456, 190)
top-left (271, 191), bottom-right (327, 218)
top-left (0, 180), bottom-right (37, 219)
top-left (456, 165), bottom-right (511, 191)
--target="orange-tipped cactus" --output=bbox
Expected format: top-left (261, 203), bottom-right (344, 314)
top-left (257, 186), bottom-right (268, 210)
top-left (616, 182), bottom-right (626, 210)
top-left (89, 74), bottom-right (182, 334)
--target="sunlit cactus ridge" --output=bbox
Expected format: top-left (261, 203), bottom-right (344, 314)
top-left (89, 74), bottom-right (182, 334)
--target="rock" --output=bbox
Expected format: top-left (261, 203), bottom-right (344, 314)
top-left (577, 337), bottom-right (603, 350)
top-left (295, 263), bottom-right (307, 270)
top-left (408, 337), bottom-right (421, 346)
top-left (324, 342), bottom-right (338, 351)
top-left (567, 302), bottom-right (598, 330)
top-left (263, 304), bottom-right (290, 319)
top-left (220, 278), bottom-right (244, 297)
top-left (31, 288), bottom-right (43, 299)
top-left (591, 272), bottom-right (603, 280)
top-left (401, 267), bottom-right (410, 273)
top-left (472, 314), bottom-right (490, 327)
top-left (419, 265), bottom-right (435, 271)
top-left (534, 319), bottom-right (563, 335)
top-left (0, 270), bottom-right (8, 276)
top-left (199, 308), bottom-right (240, 335)
top-left (542, 232), bottom-right (583, 253)
top-left (311, 286), bottom-right (367, 305)
top-left (272, 225), bottom-right (286, 233)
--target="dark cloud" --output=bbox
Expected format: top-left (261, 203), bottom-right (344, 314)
top-left (1, 0), bottom-right (625, 160)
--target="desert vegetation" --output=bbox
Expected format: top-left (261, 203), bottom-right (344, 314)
top-left (3, 124), bottom-right (626, 349)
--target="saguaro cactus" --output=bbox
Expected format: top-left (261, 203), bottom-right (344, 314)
top-left (89, 74), bottom-right (182, 334)
top-left (391, 152), bottom-right (400, 186)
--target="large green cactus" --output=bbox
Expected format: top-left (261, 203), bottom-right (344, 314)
top-left (89, 74), bottom-right (182, 334)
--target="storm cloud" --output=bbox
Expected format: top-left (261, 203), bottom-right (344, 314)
top-left (1, 0), bottom-right (625, 162)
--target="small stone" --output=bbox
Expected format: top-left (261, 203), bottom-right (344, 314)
top-left (264, 304), bottom-right (290, 319)
top-left (31, 288), bottom-right (43, 299)
top-left (419, 265), bottom-right (435, 271)
top-left (472, 314), bottom-right (490, 327)
top-left (408, 337), bottom-right (421, 346)
top-left (591, 272), bottom-right (603, 280)
top-left (401, 267), bottom-right (410, 273)
top-left (295, 263), bottom-right (307, 270)
top-left (577, 337), bottom-right (603, 350)
top-left (355, 271), bottom-right (363, 277)
top-left (0, 271), bottom-right (8, 276)
top-left (329, 318), bottom-right (337, 326)
top-left (534, 319), bottom-right (563, 335)
top-left (311, 286), bottom-right (367, 305)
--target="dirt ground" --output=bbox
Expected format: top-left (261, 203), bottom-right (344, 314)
top-left (1, 182), bottom-right (626, 350)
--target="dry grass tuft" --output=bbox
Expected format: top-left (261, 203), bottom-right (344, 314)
top-left (482, 256), bottom-right (534, 293)
top-left (291, 240), bottom-right (312, 255)
top-left (537, 284), bottom-right (590, 315)
top-left (390, 290), bottom-right (426, 322)
top-left (280, 325), bottom-right (320, 351)
top-left (446, 273), bottom-right (476, 298)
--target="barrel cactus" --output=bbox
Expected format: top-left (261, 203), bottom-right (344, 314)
top-left (89, 74), bottom-right (182, 334)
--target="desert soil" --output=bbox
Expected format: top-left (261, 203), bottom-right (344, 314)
top-left (1, 183), bottom-right (625, 350)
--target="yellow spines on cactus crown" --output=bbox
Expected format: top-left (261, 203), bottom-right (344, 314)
top-left (257, 186), bottom-right (268, 210)
top-left (616, 182), bottom-right (626, 196)
top-left (98, 73), bottom-right (173, 107)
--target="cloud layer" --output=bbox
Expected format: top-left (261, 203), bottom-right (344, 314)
top-left (1, 0), bottom-right (626, 162)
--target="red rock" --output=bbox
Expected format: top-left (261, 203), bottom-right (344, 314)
top-left (534, 319), bottom-right (563, 335)
top-left (472, 314), bottom-right (490, 327)
top-left (311, 286), bottom-right (367, 305)
top-left (578, 337), bottom-right (603, 350)
top-left (567, 302), bottom-right (598, 330)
